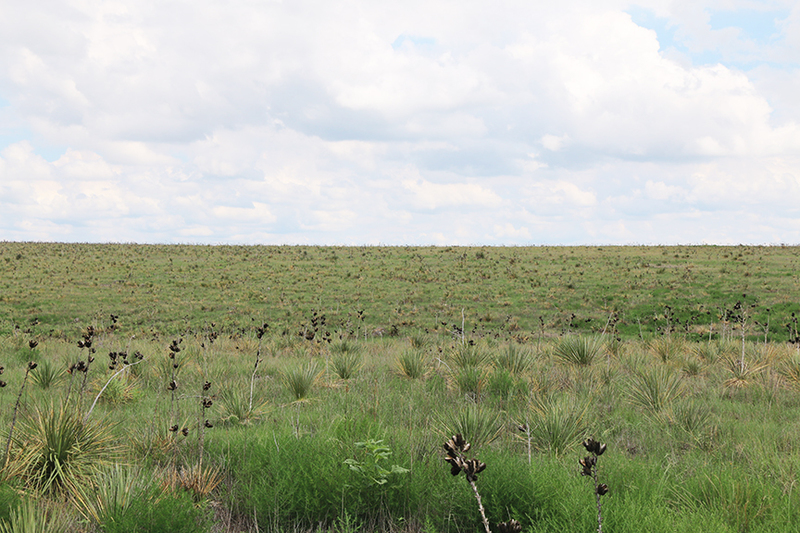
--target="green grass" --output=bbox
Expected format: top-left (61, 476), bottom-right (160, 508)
top-left (3, 243), bottom-right (800, 343)
top-left (1, 243), bottom-right (800, 531)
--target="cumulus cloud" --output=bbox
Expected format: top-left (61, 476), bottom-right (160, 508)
top-left (1, 0), bottom-right (799, 244)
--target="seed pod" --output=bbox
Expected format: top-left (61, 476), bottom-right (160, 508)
top-left (203, 381), bottom-right (212, 391)
top-left (204, 420), bottom-right (213, 428)
top-left (597, 484), bottom-right (609, 496)
top-left (181, 427), bottom-right (189, 436)
top-left (169, 425), bottom-right (179, 432)
top-left (498, 519), bottom-right (522, 533)
top-left (28, 340), bottom-right (38, 349)
top-left (28, 361), bottom-right (37, 370)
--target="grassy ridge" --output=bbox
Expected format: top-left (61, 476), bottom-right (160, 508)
top-left (2, 242), bottom-right (800, 341)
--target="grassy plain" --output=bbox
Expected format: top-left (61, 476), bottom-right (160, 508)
top-left (0, 243), bottom-right (799, 532)
top-left (2, 242), bottom-right (800, 341)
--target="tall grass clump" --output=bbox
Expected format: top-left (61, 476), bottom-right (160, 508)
top-left (554, 336), bottom-right (603, 366)
top-left (674, 472), bottom-right (773, 533)
top-left (73, 463), bottom-right (152, 525)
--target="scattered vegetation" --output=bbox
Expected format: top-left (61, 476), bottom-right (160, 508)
top-left (0, 243), bottom-right (798, 532)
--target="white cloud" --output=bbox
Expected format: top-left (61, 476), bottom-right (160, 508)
top-left (401, 178), bottom-right (503, 210)
top-left (1, 0), bottom-right (800, 244)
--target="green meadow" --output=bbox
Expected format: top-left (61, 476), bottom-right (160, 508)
top-left (0, 242), bottom-right (799, 532)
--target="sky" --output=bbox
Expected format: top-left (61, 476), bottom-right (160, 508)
top-left (1, 0), bottom-right (799, 245)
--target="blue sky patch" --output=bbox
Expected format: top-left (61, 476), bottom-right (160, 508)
top-left (391, 35), bottom-right (436, 50)
top-left (708, 9), bottom-right (787, 42)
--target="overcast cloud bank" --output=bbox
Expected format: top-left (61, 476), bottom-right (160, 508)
top-left (1, 0), bottom-right (799, 245)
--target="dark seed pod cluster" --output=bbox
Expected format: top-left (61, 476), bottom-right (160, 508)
top-left (497, 519), bottom-right (522, 533)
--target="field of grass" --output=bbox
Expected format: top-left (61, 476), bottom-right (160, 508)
top-left (2, 242), bottom-right (800, 342)
top-left (0, 243), bottom-right (799, 532)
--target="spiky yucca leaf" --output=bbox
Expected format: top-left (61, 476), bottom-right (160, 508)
top-left (7, 403), bottom-right (119, 495)
top-left (443, 404), bottom-right (504, 451)
top-left (0, 498), bottom-right (71, 533)
top-left (330, 351), bottom-right (363, 380)
top-left (494, 345), bottom-right (531, 375)
top-left (72, 463), bottom-right (152, 525)
top-left (553, 336), bottom-right (604, 366)
top-left (282, 361), bottom-right (322, 401)
top-left (626, 367), bottom-right (684, 413)
top-left (395, 350), bottom-right (427, 379)
top-left (524, 395), bottom-right (588, 456)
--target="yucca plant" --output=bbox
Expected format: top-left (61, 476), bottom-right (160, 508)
top-left (778, 353), bottom-right (800, 390)
top-left (282, 361), bottom-right (322, 401)
top-left (449, 343), bottom-right (491, 369)
top-left (442, 434), bottom-right (491, 533)
top-left (443, 404), bottom-right (504, 451)
top-left (395, 350), bottom-right (427, 379)
top-left (217, 386), bottom-right (270, 425)
top-left (330, 339), bottom-right (362, 357)
top-left (554, 336), bottom-right (603, 366)
top-left (72, 463), bottom-right (152, 525)
top-left (158, 462), bottom-right (224, 502)
top-left (522, 395), bottom-right (588, 456)
top-left (494, 344), bottom-right (531, 375)
top-left (648, 337), bottom-right (685, 363)
top-left (451, 365), bottom-right (488, 399)
top-left (665, 399), bottom-right (713, 447)
top-left (0, 498), bottom-right (71, 533)
top-left (722, 352), bottom-right (768, 389)
top-left (331, 351), bottom-right (362, 380)
top-left (626, 367), bottom-right (684, 413)
top-left (7, 402), bottom-right (119, 494)
top-left (29, 359), bottom-right (64, 390)
top-left (580, 438), bottom-right (609, 533)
